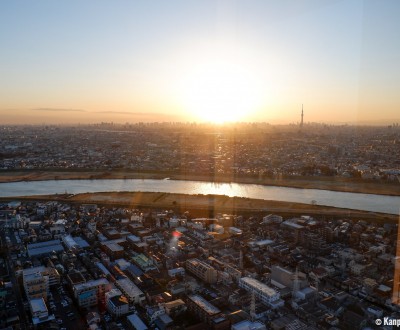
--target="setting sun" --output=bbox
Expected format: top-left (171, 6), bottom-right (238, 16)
top-left (178, 56), bottom-right (264, 123)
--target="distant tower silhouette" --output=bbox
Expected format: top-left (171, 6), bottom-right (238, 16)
top-left (300, 104), bottom-right (304, 128)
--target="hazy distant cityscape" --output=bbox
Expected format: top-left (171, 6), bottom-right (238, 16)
top-left (1, 123), bottom-right (400, 182)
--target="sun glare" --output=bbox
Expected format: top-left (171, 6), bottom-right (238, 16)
top-left (179, 56), bottom-right (264, 123)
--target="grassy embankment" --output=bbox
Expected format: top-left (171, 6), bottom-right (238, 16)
top-left (2, 191), bottom-right (397, 223)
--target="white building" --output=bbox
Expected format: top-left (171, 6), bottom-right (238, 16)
top-left (30, 298), bottom-right (48, 319)
top-left (23, 270), bottom-right (49, 301)
top-left (23, 266), bottom-right (60, 289)
top-left (239, 277), bottom-right (284, 309)
top-left (30, 298), bottom-right (55, 328)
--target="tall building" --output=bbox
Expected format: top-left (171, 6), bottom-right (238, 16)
top-left (23, 271), bottom-right (49, 302)
top-left (22, 266), bottom-right (60, 298)
top-left (186, 258), bottom-right (218, 284)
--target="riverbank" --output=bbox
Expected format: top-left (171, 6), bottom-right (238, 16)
top-left (0, 170), bottom-right (399, 196)
top-left (2, 191), bottom-right (397, 222)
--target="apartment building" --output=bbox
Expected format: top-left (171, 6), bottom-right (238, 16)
top-left (239, 277), bottom-right (284, 309)
top-left (73, 278), bottom-right (110, 308)
top-left (186, 258), bottom-right (217, 284)
top-left (23, 270), bottom-right (49, 302)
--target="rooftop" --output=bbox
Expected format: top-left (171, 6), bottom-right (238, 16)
top-left (240, 277), bottom-right (278, 297)
top-left (30, 298), bottom-right (47, 313)
top-left (189, 295), bottom-right (221, 315)
top-left (74, 278), bottom-right (109, 291)
top-left (109, 295), bottom-right (129, 307)
top-left (27, 240), bottom-right (64, 257)
top-left (116, 278), bottom-right (144, 297)
top-left (127, 313), bottom-right (148, 330)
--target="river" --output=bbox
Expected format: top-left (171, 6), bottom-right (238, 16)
top-left (0, 179), bottom-right (399, 215)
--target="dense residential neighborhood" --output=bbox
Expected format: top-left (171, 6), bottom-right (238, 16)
top-left (1, 199), bottom-right (399, 329)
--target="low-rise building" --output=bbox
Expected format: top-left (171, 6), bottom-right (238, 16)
top-left (73, 278), bottom-right (111, 308)
top-left (164, 299), bottom-right (186, 316)
top-left (30, 298), bottom-right (55, 329)
top-left (27, 240), bottom-right (64, 257)
top-left (115, 278), bottom-right (146, 305)
top-left (106, 291), bottom-right (129, 317)
top-left (167, 267), bottom-right (185, 278)
top-left (127, 313), bottom-right (148, 330)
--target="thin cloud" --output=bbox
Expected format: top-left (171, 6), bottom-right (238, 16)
top-left (95, 111), bottom-right (167, 116)
top-left (32, 108), bottom-right (87, 112)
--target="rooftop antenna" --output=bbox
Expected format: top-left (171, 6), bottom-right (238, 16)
top-left (250, 291), bottom-right (256, 321)
top-left (239, 250), bottom-right (243, 270)
top-left (292, 267), bottom-right (300, 299)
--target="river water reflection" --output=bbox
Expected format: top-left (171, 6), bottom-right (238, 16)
top-left (0, 179), bottom-right (399, 214)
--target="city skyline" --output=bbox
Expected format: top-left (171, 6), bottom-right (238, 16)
top-left (1, 1), bottom-right (400, 125)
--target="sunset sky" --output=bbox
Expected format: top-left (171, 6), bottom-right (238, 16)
top-left (1, 0), bottom-right (399, 125)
